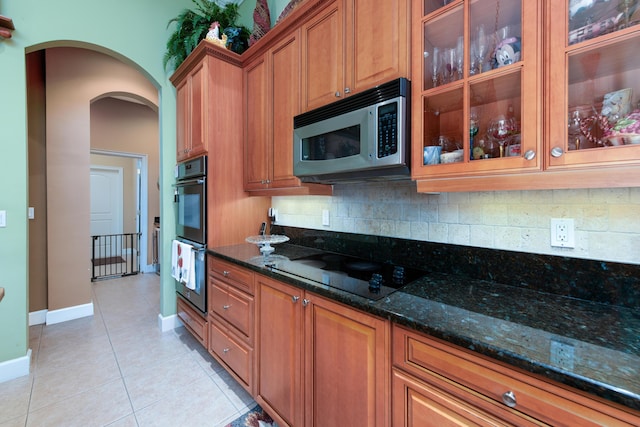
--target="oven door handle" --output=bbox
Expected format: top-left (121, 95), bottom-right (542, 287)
top-left (173, 178), bottom-right (205, 187)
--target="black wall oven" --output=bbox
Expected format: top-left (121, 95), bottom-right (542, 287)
top-left (174, 155), bottom-right (207, 315)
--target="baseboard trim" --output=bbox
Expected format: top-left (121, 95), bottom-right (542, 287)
top-left (0, 349), bottom-right (31, 383)
top-left (158, 312), bottom-right (181, 332)
top-left (46, 302), bottom-right (94, 325)
top-left (29, 309), bottom-right (47, 326)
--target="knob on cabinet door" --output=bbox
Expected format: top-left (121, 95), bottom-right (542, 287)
top-left (302, 298), bottom-right (310, 307)
top-left (292, 296), bottom-right (300, 303)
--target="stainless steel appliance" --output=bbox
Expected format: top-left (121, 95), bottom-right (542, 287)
top-left (293, 78), bottom-right (410, 183)
top-left (175, 156), bottom-right (206, 245)
top-left (174, 156), bottom-right (207, 314)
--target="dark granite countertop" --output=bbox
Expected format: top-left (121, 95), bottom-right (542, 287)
top-left (209, 232), bottom-right (640, 413)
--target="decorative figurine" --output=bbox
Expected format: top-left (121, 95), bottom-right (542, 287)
top-left (206, 21), bottom-right (228, 48)
top-left (491, 37), bottom-right (521, 69)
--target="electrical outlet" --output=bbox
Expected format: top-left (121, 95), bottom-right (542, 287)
top-left (550, 218), bottom-right (575, 248)
top-left (322, 209), bottom-right (330, 226)
top-left (550, 339), bottom-right (575, 370)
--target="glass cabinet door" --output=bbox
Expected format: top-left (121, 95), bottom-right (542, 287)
top-left (412, 0), bottom-right (542, 179)
top-left (547, 0), bottom-right (640, 169)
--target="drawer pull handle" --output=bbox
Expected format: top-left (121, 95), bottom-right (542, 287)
top-left (292, 296), bottom-right (300, 303)
top-left (302, 298), bottom-right (310, 307)
top-left (223, 270), bottom-right (230, 277)
top-left (223, 305), bottom-right (230, 310)
top-left (223, 348), bottom-right (230, 354)
top-left (502, 391), bottom-right (517, 408)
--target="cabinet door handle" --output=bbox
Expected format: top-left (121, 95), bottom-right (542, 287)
top-left (334, 91), bottom-right (341, 97)
top-left (223, 304), bottom-right (230, 310)
top-left (550, 146), bottom-right (564, 158)
top-left (223, 270), bottom-right (230, 277)
top-left (302, 298), bottom-right (310, 307)
top-left (223, 348), bottom-right (230, 354)
top-left (523, 150), bottom-right (536, 161)
top-left (292, 296), bottom-right (300, 303)
top-left (502, 390), bottom-right (517, 408)
top-left (344, 87), bottom-right (351, 94)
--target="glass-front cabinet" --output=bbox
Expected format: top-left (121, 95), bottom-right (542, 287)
top-left (546, 0), bottom-right (640, 169)
top-left (412, 0), bottom-right (542, 181)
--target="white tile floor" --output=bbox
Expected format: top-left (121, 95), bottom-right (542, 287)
top-left (0, 273), bottom-right (255, 427)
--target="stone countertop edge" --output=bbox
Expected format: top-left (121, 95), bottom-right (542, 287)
top-left (207, 244), bottom-right (640, 413)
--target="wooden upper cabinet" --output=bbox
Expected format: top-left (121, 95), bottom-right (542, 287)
top-left (244, 30), bottom-right (333, 196)
top-left (545, 1), bottom-right (640, 176)
top-left (411, 0), bottom-right (543, 190)
top-left (301, 1), bottom-right (344, 111)
top-left (302, 0), bottom-right (410, 112)
top-left (271, 31), bottom-right (304, 188)
top-left (175, 60), bottom-right (208, 162)
top-left (244, 55), bottom-right (269, 190)
top-left (346, 0), bottom-right (410, 94)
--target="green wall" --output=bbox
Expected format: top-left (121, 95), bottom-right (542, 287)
top-left (0, 0), bottom-right (193, 365)
top-left (0, 0), bottom-right (294, 367)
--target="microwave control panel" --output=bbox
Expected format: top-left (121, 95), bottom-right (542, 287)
top-left (378, 102), bottom-right (398, 158)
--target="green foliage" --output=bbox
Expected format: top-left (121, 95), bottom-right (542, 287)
top-left (163, 0), bottom-right (250, 72)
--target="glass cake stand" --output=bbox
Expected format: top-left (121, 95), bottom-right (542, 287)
top-left (246, 234), bottom-right (290, 260)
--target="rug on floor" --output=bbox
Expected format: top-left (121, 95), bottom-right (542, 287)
top-left (225, 404), bottom-right (274, 427)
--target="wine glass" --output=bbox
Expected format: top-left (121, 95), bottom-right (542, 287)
top-left (430, 46), bottom-right (440, 88)
top-left (488, 115), bottom-right (517, 157)
top-left (456, 36), bottom-right (464, 80)
top-left (474, 25), bottom-right (487, 74)
top-left (444, 47), bottom-right (457, 83)
top-left (469, 111), bottom-right (479, 159)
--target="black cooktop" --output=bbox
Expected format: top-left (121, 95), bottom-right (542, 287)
top-left (263, 251), bottom-right (427, 301)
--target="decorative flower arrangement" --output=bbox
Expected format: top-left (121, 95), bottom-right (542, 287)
top-left (163, 0), bottom-right (250, 73)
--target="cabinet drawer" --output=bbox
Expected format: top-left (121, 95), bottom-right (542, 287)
top-left (209, 257), bottom-right (254, 294)
top-left (209, 280), bottom-right (254, 343)
top-left (209, 320), bottom-right (252, 389)
top-left (393, 325), bottom-right (639, 427)
top-left (177, 297), bottom-right (208, 347)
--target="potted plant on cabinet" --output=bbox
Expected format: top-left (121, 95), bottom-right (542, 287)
top-left (163, 0), bottom-right (250, 72)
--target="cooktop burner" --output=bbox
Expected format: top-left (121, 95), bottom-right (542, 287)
top-left (263, 251), bottom-right (427, 301)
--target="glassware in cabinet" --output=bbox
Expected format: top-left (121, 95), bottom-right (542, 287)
top-left (412, 0), bottom-right (541, 180)
top-left (547, 0), bottom-right (640, 169)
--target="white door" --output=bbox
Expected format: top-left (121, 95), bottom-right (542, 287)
top-left (90, 166), bottom-right (123, 257)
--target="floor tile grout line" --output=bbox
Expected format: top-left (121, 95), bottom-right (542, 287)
top-left (92, 281), bottom-right (139, 424)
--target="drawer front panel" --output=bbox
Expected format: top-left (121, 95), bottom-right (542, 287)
top-left (393, 325), bottom-right (638, 426)
top-left (209, 281), bottom-right (229, 318)
top-left (225, 285), bottom-right (253, 340)
top-left (209, 257), bottom-right (254, 294)
top-left (209, 320), bottom-right (252, 387)
top-left (177, 297), bottom-right (208, 347)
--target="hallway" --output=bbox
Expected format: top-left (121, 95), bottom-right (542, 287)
top-left (0, 273), bottom-right (254, 426)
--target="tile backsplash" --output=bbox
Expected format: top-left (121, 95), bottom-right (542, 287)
top-left (272, 182), bottom-right (640, 265)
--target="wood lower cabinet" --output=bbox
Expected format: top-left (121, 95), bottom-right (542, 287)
top-left (176, 296), bottom-right (208, 348)
top-left (392, 325), bottom-right (640, 427)
top-left (256, 274), bottom-right (390, 427)
top-left (207, 257), bottom-right (256, 395)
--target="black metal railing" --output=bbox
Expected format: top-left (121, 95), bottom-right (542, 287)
top-left (91, 233), bottom-right (141, 281)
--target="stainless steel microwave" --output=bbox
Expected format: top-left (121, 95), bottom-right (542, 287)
top-left (293, 78), bottom-right (410, 183)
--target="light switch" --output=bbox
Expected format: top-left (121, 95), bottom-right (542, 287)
top-left (28, 207), bottom-right (35, 219)
top-left (0, 210), bottom-right (6, 227)
top-left (322, 209), bottom-right (330, 226)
